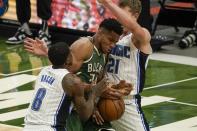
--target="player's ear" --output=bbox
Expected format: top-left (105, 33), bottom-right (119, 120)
top-left (134, 12), bottom-right (139, 19)
top-left (98, 27), bottom-right (107, 34)
top-left (97, 28), bottom-right (102, 34)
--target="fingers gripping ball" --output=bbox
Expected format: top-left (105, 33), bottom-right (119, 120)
top-left (97, 98), bottom-right (125, 122)
top-left (114, 80), bottom-right (128, 89)
top-left (0, 0), bottom-right (8, 17)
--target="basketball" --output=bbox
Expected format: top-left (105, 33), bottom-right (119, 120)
top-left (97, 98), bottom-right (125, 122)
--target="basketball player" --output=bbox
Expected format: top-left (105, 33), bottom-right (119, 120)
top-left (98, 0), bottom-right (152, 131)
top-left (24, 18), bottom-right (127, 131)
top-left (23, 42), bottom-right (108, 131)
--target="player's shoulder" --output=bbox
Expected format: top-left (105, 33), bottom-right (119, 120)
top-left (79, 36), bottom-right (92, 43)
top-left (39, 65), bottom-right (51, 73)
top-left (62, 73), bottom-right (83, 96)
top-left (71, 37), bottom-right (93, 51)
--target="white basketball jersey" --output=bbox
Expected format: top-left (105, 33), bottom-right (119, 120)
top-left (25, 66), bottom-right (73, 127)
top-left (106, 34), bottom-right (150, 95)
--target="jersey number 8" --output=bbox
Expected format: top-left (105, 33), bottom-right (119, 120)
top-left (31, 88), bottom-right (46, 111)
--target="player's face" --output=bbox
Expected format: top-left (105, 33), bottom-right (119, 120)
top-left (98, 29), bottom-right (120, 54)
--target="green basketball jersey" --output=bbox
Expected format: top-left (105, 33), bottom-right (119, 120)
top-left (77, 45), bottom-right (106, 84)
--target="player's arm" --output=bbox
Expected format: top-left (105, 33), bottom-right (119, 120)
top-left (69, 38), bottom-right (94, 73)
top-left (98, 0), bottom-right (152, 54)
top-left (62, 73), bottom-right (108, 121)
top-left (24, 37), bottom-right (49, 57)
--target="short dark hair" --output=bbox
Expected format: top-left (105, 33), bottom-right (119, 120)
top-left (48, 42), bottom-right (70, 66)
top-left (99, 18), bottom-right (123, 35)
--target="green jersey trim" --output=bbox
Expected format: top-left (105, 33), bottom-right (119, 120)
top-left (93, 46), bottom-right (101, 56)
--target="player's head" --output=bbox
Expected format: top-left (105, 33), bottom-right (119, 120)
top-left (48, 42), bottom-right (72, 68)
top-left (96, 18), bottom-right (123, 54)
top-left (119, 0), bottom-right (142, 19)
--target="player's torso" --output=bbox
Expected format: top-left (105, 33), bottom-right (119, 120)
top-left (107, 34), bottom-right (149, 95)
top-left (25, 66), bottom-right (73, 127)
top-left (77, 46), bottom-right (105, 83)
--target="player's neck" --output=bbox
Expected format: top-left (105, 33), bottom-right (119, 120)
top-left (52, 65), bottom-right (65, 69)
top-left (92, 35), bottom-right (101, 52)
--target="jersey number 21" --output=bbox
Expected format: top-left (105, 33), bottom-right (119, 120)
top-left (107, 58), bottom-right (120, 74)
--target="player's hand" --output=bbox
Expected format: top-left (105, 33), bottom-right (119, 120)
top-left (92, 77), bottom-right (109, 97)
top-left (92, 108), bottom-right (104, 125)
top-left (84, 84), bottom-right (93, 93)
top-left (101, 87), bottom-right (122, 99)
top-left (24, 37), bottom-right (48, 57)
top-left (116, 80), bottom-right (133, 96)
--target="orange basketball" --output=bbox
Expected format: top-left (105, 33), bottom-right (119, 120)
top-left (97, 98), bottom-right (125, 122)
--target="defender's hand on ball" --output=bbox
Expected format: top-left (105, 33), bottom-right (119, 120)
top-left (116, 80), bottom-right (133, 96)
top-left (92, 77), bottom-right (109, 97)
top-left (101, 87), bottom-right (122, 99)
top-left (95, 80), bottom-right (132, 122)
top-left (101, 80), bottom-right (133, 99)
top-left (92, 79), bottom-right (132, 123)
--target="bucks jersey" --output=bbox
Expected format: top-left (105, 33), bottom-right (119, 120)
top-left (24, 66), bottom-right (73, 130)
top-left (106, 34), bottom-right (150, 95)
top-left (77, 44), bottom-right (105, 84)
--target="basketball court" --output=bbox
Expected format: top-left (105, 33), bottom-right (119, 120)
top-left (0, 40), bottom-right (196, 130)
top-left (0, 0), bottom-right (197, 131)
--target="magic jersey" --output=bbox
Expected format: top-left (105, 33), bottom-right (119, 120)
top-left (24, 66), bottom-right (73, 128)
top-left (106, 34), bottom-right (150, 95)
